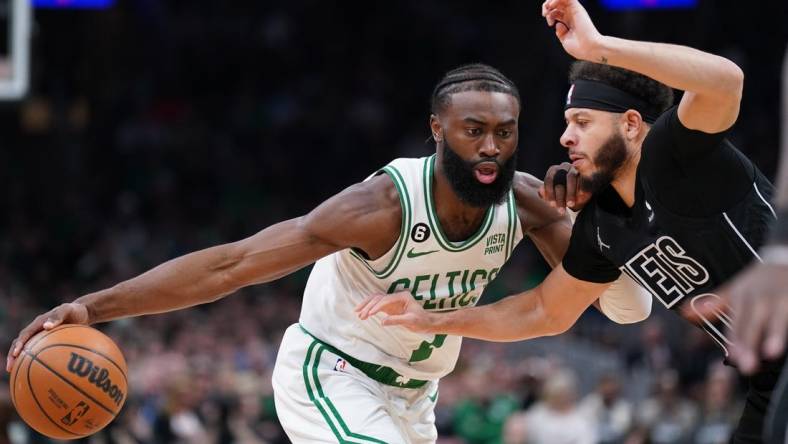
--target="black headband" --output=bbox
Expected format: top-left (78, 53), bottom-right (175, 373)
top-left (564, 80), bottom-right (658, 124)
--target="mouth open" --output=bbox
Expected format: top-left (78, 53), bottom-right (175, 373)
top-left (474, 162), bottom-right (499, 184)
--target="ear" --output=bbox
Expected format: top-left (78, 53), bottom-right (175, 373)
top-left (429, 114), bottom-right (443, 143)
top-left (622, 109), bottom-right (644, 140)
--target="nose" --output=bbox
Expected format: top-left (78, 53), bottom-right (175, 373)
top-left (560, 127), bottom-right (576, 149)
top-left (479, 134), bottom-right (499, 158)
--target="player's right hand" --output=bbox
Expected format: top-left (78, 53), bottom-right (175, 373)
top-left (687, 261), bottom-right (788, 375)
top-left (538, 162), bottom-right (591, 212)
top-left (541, 0), bottom-right (605, 62)
top-left (6, 302), bottom-right (90, 372)
top-left (355, 292), bottom-right (437, 333)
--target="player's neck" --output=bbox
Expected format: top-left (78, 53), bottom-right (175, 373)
top-left (610, 149), bottom-right (641, 208)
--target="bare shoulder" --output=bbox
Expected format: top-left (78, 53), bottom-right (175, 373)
top-left (342, 173), bottom-right (401, 224)
top-left (304, 172), bottom-right (402, 259)
top-left (512, 171), bottom-right (565, 232)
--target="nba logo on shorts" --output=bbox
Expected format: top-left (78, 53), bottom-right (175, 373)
top-left (334, 358), bottom-right (348, 372)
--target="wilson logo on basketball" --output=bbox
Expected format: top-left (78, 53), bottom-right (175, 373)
top-left (66, 353), bottom-right (125, 407)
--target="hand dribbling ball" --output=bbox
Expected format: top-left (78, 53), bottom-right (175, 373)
top-left (9, 324), bottom-right (128, 440)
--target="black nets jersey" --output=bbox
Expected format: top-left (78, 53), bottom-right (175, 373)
top-left (562, 106), bottom-right (777, 355)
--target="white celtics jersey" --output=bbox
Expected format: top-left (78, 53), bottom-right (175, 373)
top-left (299, 155), bottom-right (524, 381)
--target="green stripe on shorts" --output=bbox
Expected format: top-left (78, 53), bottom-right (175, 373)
top-left (302, 340), bottom-right (389, 443)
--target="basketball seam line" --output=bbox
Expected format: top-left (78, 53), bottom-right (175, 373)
top-left (13, 325), bottom-right (108, 409)
top-left (11, 326), bottom-right (81, 411)
top-left (25, 350), bottom-right (119, 416)
top-left (25, 351), bottom-right (85, 438)
top-left (21, 325), bottom-right (86, 362)
top-left (25, 325), bottom-right (84, 352)
top-left (35, 343), bottom-right (127, 381)
top-left (10, 353), bottom-right (28, 409)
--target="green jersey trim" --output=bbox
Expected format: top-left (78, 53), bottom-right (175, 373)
top-left (348, 165), bottom-right (411, 279)
top-left (505, 190), bottom-right (516, 261)
top-left (422, 155), bottom-right (494, 252)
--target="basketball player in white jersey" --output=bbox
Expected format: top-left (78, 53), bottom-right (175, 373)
top-left (6, 64), bottom-right (651, 443)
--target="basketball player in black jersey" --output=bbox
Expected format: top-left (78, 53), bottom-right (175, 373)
top-left (358, 1), bottom-right (781, 442)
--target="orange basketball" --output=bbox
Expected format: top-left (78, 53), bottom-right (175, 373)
top-left (9, 324), bottom-right (128, 440)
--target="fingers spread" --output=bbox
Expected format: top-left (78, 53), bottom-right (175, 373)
top-left (734, 293), bottom-right (769, 374)
top-left (371, 294), bottom-right (410, 317)
top-left (6, 340), bottom-right (19, 372)
top-left (355, 295), bottom-right (377, 313)
top-left (684, 290), bottom-right (729, 321)
top-left (356, 294), bottom-right (383, 320)
top-left (11, 337), bottom-right (23, 357)
top-left (763, 299), bottom-right (788, 359)
top-left (13, 324), bottom-right (41, 357)
top-left (43, 316), bottom-right (63, 330)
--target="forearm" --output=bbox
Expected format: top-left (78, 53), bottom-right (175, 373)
top-left (428, 287), bottom-right (565, 341)
top-left (593, 37), bottom-right (743, 98)
top-left (527, 218), bottom-right (572, 268)
top-left (75, 218), bottom-right (323, 324)
top-left (74, 245), bottom-right (245, 324)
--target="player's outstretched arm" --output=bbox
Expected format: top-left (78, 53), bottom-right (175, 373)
top-left (6, 174), bottom-right (401, 372)
top-left (515, 171), bottom-right (652, 324)
top-left (356, 265), bottom-right (609, 341)
top-left (541, 0), bottom-right (743, 133)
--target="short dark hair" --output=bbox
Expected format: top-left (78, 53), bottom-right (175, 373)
top-left (569, 61), bottom-right (674, 120)
top-left (431, 64), bottom-right (520, 114)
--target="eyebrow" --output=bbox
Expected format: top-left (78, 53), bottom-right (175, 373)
top-left (567, 111), bottom-right (591, 121)
top-left (463, 117), bottom-right (487, 125)
top-left (463, 117), bottom-right (517, 127)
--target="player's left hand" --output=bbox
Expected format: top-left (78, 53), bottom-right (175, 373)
top-left (541, 0), bottom-right (605, 62)
top-left (355, 292), bottom-right (437, 333)
top-left (539, 162), bottom-right (592, 212)
top-left (686, 261), bottom-right (788, 374)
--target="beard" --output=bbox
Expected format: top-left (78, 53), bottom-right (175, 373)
top-left (441, 138), bottom-right (517, 208)
top-left (580, 131), bottom-right (628, 194)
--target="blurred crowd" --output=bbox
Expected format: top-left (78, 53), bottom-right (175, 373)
top-left (0, 290), bottom-right (745, 444)
top-left (1, 0), bottom-right (785, 443)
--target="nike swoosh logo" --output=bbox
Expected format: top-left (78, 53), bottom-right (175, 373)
top-left (428, 390), bottom-right (439, 402)
top-left (407, 248), bottom-right (439, 258)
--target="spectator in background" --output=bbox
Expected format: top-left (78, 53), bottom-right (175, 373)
top-left (626, 320), bottom-right (673, 374)
top-left (637, 369), bottom-right (699, 444)
top-left (579, 372), bottom-right (633, 444)
top-left (520, 368), bottom-right (596, 444)
top-left (0, 381), bottom-right (11, 444)
top-left (693, 363), bottom-right (741, 444)
top-left (501, 413), bottom-right (528, 444)
top-left (450, 365), bottom-right (520, 444)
